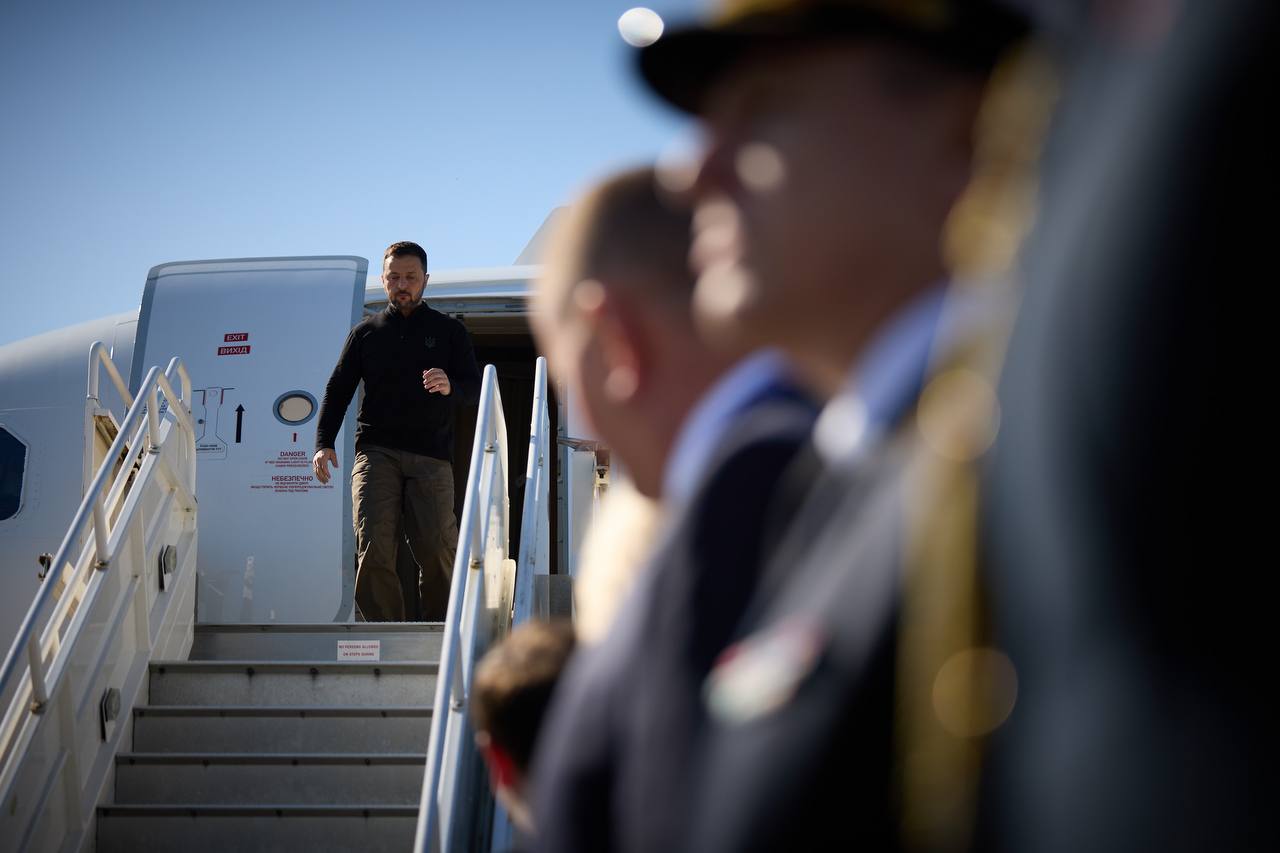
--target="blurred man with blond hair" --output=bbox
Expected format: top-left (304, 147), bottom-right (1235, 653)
top-left (529, 166), bottom-right (816, 853)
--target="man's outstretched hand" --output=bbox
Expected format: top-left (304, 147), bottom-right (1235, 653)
top-left (313, 448), bottom-right (339, 484)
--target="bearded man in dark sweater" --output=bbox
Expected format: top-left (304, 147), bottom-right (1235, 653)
top-left (313, 241), bottom-right (480, 621)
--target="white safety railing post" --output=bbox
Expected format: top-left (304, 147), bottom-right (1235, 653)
top-left (91, 493), bottom-right (110, 569)
top-left (145, 384), bottom-right (160, 453)
top-left (25, 639), bottom-right (47, 713)
top-left (84, 343), bottom-right (103, 497)
top-left (489, 357), bottom-right (551, 852)
top-left (513, 357), bottom-right (550, 626)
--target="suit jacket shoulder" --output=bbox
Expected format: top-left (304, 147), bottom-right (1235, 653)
top-left (531, 391), bottom-right (816, 853)
top-left (684, 438), bottom-right (910, 853)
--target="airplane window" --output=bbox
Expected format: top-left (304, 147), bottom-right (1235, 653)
top-left (274, 391), bottom-right (317, 426)
top-left (0, 427), bottom-right (26, 521)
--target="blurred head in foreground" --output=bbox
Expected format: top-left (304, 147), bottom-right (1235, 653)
top-left (638, 0), bottom-right (1029, 392)
top-left (533, 166), bottom-right (742, 498)
top-left (471, 619), bottom-right (577, 836)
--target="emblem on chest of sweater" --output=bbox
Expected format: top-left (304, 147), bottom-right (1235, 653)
top-left (424, 336), bottom-right (436, 348)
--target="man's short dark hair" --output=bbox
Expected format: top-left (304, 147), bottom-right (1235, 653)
top-left (384, 241), bottom-right (429, 272)
top-left (470, 619), bottom-right (576, 772)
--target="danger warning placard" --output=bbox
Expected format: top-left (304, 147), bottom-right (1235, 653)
top-left (250, 450), bottom-right (332, 493)
top-left (250, 475), bottom-right (332, 493)
top-left (265, 450), bottom-right (310, 469)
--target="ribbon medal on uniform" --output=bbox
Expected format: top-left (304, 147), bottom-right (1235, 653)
top-left (704, 616), bottom-right (825, 725)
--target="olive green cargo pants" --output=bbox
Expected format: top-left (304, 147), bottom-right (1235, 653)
top-left (351, 445), bottom-right (457, 622)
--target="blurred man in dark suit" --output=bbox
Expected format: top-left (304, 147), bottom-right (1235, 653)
top-left (979, 2), bottom-right (1270, 851)
top-left (528, 167), bottom-right (817, 853)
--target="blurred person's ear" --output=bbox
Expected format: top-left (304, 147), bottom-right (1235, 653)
top-left (586, 288), bottom-right (648, 405)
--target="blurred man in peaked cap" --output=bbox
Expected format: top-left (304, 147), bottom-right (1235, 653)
top-left (630, 1), bottom-right (1036, 851)
top-left (640, 0), bottom-right (1028, 395)
top-left (641, 0), bottom-right (1029, 114)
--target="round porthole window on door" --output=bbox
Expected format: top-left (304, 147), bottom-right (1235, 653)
top-left (273, 391), bottom-right (318, 426)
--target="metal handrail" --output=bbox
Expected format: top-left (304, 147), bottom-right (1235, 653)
top-left (486, 357), bottom-right (551, 852)
top-left (87, 340), bottom-right (134, 411)
top-left (513, 356), bottom-right (551, 626)
top-left (415, 364), bottom-right (509, 853)
top-left (88, 341), bottom-right (132, 404)
top-left (0, 356), bottom-right (193, 760)
top-left (413, 357), bottom-right (554, 852)
top-left (82, 341), bottom-right (138, 519)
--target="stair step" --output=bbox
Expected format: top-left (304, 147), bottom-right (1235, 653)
top-left (96, 804), bottom-right (417, 853)
top-left (190, 623), bottom-right (444, 662)
top-left (147, 661), bottom-right (437, 707)
top-left (132, 706), bottom-right (431, 753)
top-left (114, 753), bottom-right (426, 806)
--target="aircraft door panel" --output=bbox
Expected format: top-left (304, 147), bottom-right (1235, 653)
top-left (131, 257), bottom-right (367, 624)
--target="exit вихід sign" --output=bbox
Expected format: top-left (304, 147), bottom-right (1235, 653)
top-left (219, 331), bottom-right (250, 356)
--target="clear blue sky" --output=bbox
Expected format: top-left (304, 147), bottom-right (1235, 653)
top-left (0, 0), bottom-right (700, 346)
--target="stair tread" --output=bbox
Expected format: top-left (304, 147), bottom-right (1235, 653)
top-left (116, 752), bottom-right (426, 763)
top-left (134, 705), bottom-right (431, 716)
top-left (99, 804), bottom-right (419, 816)
top-left (150, 660), bottom-right (436, 669)
top-left (195, 623), bottom-right (444, 632)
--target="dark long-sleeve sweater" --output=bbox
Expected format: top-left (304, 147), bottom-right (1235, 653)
top-left (315, 302), bottom-right (481, 462)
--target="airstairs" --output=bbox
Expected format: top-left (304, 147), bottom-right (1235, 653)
top-left (96, 623), bottom-right (439, 851)
top-left (0, 349), bottom-right (556, 853)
